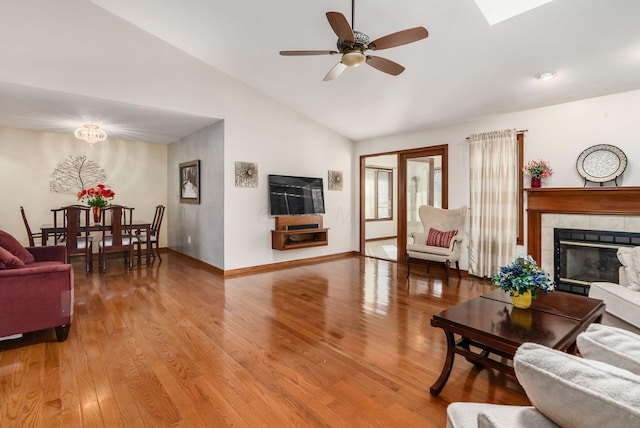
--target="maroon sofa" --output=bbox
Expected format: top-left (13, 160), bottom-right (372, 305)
top-left (0, 245), bottom-right (74, 341)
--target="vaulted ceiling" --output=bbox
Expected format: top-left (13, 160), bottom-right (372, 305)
top-left (2, 0), bottom-right (640, 143)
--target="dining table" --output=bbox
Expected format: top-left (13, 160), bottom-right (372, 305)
top-left (40, 219), bottom-right (153, 266)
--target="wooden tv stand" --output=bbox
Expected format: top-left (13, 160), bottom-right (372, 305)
top-left (271, 215), bottom-right (328, 251)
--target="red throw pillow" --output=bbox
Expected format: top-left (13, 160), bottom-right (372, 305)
top-left (426, 228), bottom-right (458, 248)
top-left (0, 246), bottom-right (26, 269)
top-left (0, 229), bottom-right (35, 264)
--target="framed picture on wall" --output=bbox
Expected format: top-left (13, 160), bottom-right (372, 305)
top-left (179, 160), bottom-right (200, 204)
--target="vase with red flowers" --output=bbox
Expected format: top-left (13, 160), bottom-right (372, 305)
top-left (523, 159), bottom-right (553, 188)
top-left (77, 184), bottom-right (116, 223)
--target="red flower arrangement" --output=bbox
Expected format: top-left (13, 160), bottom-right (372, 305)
top-left (77, 184), bottom-right (115, 207)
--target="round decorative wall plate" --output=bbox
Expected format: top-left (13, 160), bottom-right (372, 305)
top-left (576, 144), bottom-right (627, 186)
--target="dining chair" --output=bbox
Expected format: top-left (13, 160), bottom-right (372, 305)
top-left (20, 206), bottom-right (44, 247)
top-left (135, 204), bottom-right (165, 262)
top-left (97, 205), bottom-right (138, 272)
top-left (52, 205), bottom-right (93, 273)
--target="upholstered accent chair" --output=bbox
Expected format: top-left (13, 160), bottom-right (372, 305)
top-left (406, 205), bottom-right (467, 281)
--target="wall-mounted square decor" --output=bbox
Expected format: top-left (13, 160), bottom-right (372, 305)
top-left (180, 160), bottom-right (200, 204)
top-left (328, 170), bottom-right (343, 191)
top-left (235, 161), bottom-right (258, 188)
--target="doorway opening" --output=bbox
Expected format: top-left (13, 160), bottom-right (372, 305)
top-left (360, 145), bottom-right (448, 263)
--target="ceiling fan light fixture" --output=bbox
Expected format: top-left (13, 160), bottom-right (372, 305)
top-left (74, 124), bottom-right (107, 145)
top-left (342, 51), bottom-right (366, 67)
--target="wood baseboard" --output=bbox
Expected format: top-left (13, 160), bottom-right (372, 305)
top-left (166, 249), bottom-right (359, 277)
top-left (224, 251), bottom-right (358, 277)
top-left (165, 249), bottom-right (225, 275)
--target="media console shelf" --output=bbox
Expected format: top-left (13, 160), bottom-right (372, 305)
top-left (271, 215), bottom-right (329, 250)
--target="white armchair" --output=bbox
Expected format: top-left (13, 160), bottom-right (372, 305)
top-left (406, 205), bottom-right (467, 281)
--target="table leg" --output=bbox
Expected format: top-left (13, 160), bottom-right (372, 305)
top-left (430, 330), bottom-right (456, 396)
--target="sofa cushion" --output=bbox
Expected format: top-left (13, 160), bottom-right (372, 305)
top-left (514, 342), bottom-right (640, 428)
top-left (0, 230), bottom-right (34, 264)
top-left (426, 228), bottom-right (457, 247)
top-left (617, 247), bottom-right (640, 289)
top-left (589, 281), bottom-right (640, 328)
top-left (0, 246), bottom-right (26, 269)
top-left (477, 407), bottom-right (558, 428)
top-left (577, 323), bottom-right (640, 376)
top-left (446, 403), bottom-right (556, 428)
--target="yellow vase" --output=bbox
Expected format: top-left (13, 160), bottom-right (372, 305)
top-left (511, 290), bottom-right (532, 309)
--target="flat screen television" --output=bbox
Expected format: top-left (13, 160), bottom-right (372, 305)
top-left (268, 174), bottom-right (325, 216)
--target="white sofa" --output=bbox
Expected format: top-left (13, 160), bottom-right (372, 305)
top-left (446, 324), bottom-right (640, 428)
top-left (589, 247), bottom-right (640, 329)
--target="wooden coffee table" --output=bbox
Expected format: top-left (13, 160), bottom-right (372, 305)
top-left (429, 289), bottom-right (605, 396)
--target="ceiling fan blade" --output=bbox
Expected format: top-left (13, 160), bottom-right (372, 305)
top-left (369, 27), bottom-right (429, 50)
top-left (326, 12), bottom-right (354, 44)
top-left (366, 56), bottom-right (405, 76)
top-left (323, 62), bottom-right (347, 81)
top-left (280, 50), bottom-right (338, 56)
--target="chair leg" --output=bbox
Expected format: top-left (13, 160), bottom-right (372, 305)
top-left (444, 260), bottom-right (450, 280)
top-left (426, 261), bottom-right (431, 273)
top-left (406, 254), bottom-right (411, 278)
top-left (154, 242), bottom-right (161, 262)
top-left (456, 261), bottom-right (461, 278)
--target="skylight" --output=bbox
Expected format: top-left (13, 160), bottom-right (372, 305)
top-left (474, 0), bottom-right (553, 25)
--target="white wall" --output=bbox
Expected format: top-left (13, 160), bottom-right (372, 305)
top-left (0, 127), bottom-right (167, 247)
top-left (355, 89), bottom-right (640, 270)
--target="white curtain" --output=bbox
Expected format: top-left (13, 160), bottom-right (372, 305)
top-left (468, 129), bottom-right (518, 278)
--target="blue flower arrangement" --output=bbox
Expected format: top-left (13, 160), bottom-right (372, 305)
top-left (492, 253), bottom-right (555, 298)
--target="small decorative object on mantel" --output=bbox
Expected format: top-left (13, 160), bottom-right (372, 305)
top-left (77, 184), bottom-right (115, 224)
top-left (235, 162), bottom-right (258, 188)
top-left (523, 159), bottom-right (553, 188)
top-left (328, 170), bottom-right (343, 191)
top-left (576, 144), bottom-right (627, 187)
top-left (492, 253), bottom-right (555, 309)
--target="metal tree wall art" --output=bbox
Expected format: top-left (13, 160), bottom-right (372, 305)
top-left (50, 155), bottom-right (108, 194)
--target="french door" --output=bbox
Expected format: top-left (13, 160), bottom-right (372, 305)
top-left (360, 145), bottom-right (448, 263)
top-left (397, 146), bottom-right (448, 263)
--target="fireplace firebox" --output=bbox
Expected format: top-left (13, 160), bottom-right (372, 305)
top-left (554, 228), bottom-right (640, 295)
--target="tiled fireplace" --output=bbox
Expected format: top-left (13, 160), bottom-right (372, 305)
top-left (526, 187), bottom-right (640, 294)
top-left (551, 226), bottom-right (640, 295)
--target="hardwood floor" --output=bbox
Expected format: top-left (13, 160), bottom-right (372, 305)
top-left (0, 253), bottom-right (529, 427)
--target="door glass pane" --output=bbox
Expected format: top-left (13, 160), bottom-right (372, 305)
top-left (377, 170), bottom-right (391, 218)
top-left (407, 155), bottom-right (442, 238)
top-left (365, 168), bottom-right (375, 219)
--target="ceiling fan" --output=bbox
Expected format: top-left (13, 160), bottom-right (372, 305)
top-left (279, 0), bottom-right (429, 81)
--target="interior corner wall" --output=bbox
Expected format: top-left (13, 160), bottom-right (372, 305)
top-left (354, 89), bottom-right (640, 272)
top-left (168, 122), bottom-right (224, 269)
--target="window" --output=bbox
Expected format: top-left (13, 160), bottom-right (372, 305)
top-left (365, 167), bottom-right (393, 220)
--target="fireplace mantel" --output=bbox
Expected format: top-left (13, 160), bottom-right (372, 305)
top-left (525, 187), bottom-right (640, 262)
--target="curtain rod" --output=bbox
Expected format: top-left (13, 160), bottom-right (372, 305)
top-left (465, 129), bottom-right (528, 140)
